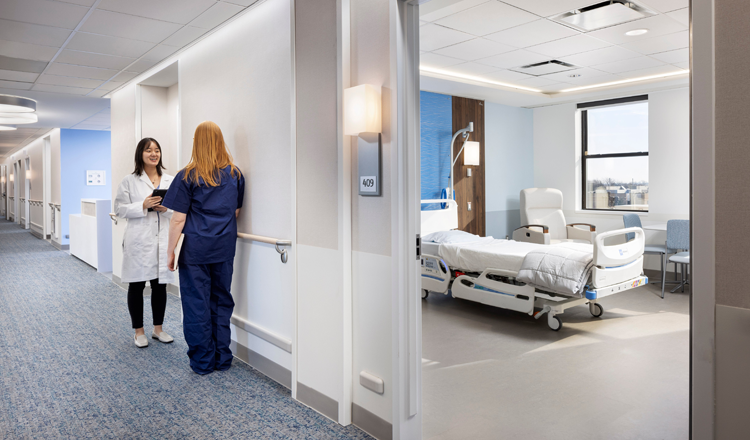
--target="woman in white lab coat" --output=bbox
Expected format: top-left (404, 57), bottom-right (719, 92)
top-left (114, 137), bottom-right (175, 348)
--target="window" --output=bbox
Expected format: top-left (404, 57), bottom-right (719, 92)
top-left (580, 95), bottom-right (648, 211)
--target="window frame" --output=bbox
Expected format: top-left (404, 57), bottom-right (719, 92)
top-left (580, 94), bottom-right (649, 212)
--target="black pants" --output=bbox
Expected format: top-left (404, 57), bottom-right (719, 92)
top-left (127, 278), bottom-right (167, 329)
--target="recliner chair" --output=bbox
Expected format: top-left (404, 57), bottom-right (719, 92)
top-left (512, 188), bottom-right (596, 245)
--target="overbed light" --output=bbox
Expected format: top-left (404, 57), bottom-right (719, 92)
top-left (0, 95), bottom-right (36, 113)
top-left (559, 70), bottom-right (689, 93)
top-left (0, 125), bottom-right (17, 131)
top-left (0, 113), bottom-right (38, 124)
top-left (625, 29), bottom-right (649, 36)
top-left (420, 66), bottom-right (543, 93)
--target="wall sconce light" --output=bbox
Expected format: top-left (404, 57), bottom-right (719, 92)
top-left (10, 174), bottom-right (14, 182)
top-left (1, 176), bottom-right (5, 184)
top-left (344, 84), bottom-right (381, 136)
top-left (463, 141), bottom-right (480, 166)
top-left (26, 170), bottom-right (31, 180)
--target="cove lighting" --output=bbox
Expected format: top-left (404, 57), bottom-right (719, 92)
top-left (0, 125), bottom-right (17, 131)
top-left (559, 70), bottom-right (689, 93)
top-left (420, 66), bottom-right (542, 93)
top-left (625, 29), bottom-right (649, 36)
top-left (0, 113), bottom-right (37, 124)
top-left (0, 94), bottom-right (36, 113)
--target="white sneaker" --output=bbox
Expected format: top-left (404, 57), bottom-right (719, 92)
top-left (152, 331), bottom-right (174, 343)
top-left (134, 334), bottom-right (148, 348)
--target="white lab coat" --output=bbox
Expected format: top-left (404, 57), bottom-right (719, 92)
top-left (114, 172), bottom-right (175, 284)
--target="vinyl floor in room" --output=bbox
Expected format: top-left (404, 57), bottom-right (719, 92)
top-left (422, 272), bottom-right (689, 440)
top-left (0, 217), bottom-right (372, 440)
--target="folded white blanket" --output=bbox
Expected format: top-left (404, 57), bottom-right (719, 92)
top-left (516, 246), bottom-right (594, 297)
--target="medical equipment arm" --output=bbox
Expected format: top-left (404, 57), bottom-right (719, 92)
top-left (512, 224), bottom-right (550, 245)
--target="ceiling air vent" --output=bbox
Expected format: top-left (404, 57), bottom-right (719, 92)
top-left (551, 1), bottom-right (657, 32)
top-left (511, 60), bottom-right (576, 76)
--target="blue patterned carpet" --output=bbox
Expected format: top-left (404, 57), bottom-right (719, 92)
top-left (0, 218), bottom-right (373, 440)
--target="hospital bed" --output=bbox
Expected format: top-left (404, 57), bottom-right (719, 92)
top-left (420, 199), bottom-right (648, 331)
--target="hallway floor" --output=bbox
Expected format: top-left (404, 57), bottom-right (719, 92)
top-left (0, 218), bottom-right (372, 439)
top-left (422, 268), bottom-right (690, 440)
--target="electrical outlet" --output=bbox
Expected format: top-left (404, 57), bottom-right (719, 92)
top-left (468, 202), bottom-right (471, 211)
top-left (467, 168), bottom-right (472, 177)
top-left (65, 234), bottom-right (69, 239)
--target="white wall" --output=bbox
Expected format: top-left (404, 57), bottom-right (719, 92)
top-left (533, 87), bottom-right (690, 270)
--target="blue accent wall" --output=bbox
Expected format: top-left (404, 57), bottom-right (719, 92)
top-left (420, 91), bottom-right (452, 210)
top-left (60, 129), bottom-right (112, 245)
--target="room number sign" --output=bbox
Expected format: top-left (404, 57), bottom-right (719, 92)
top-left (360, 176), bottom-right (378, 194)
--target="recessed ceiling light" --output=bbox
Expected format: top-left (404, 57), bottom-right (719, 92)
top-left (0, 113), bottom-right (37, 124)
top-left (625, 29), bottom-right (649, 36)
top-left (0, 94), bottom-right (36, 113)
top-left (0, 125), bottom-right (17, 131)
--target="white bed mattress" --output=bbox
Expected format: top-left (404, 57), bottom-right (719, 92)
top-left (436, 238), bottom-right (593, 274)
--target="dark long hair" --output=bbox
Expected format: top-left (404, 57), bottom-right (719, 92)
top-left (133, 137), bottom-right (165, 176)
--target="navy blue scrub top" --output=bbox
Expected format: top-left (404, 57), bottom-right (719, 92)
top-left (162, 166), bottom-right (245, 265)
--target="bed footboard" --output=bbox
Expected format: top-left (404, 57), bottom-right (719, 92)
top-left (591, 227), bottom-right (646, 288)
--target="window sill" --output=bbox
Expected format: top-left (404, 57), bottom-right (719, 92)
top-left (572, 209), bottom-right (649, 217)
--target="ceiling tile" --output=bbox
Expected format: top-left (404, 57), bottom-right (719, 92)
top-left (189, 2), bottom-right (245, 29)
top-left (32, 83), bottom-right (93, 95)
top-left (0, 80), bottom-right (32, 90)
top-left (127, 58), bottom-right (161, 73)
top-left (587, 15), bottom-right (687, 46)
top-left (666, 8), bottom-right (688, 26)
top-left (0, 55), bottom-right (47, 73)
top-left (96, 81), bottom-right (124, 91)
top-left (0, 69), bottom-right (39, 82)
top-left (142, 45), bottom-right (181, 61)
top-left (46, 63), bottom-right (118, 80)
top-left (440, 62), bottom-right (497, 76)
top-left (559, 46), bottom-right (642, 67)
top-left (434, 2), bottom-right (537, 37)
top-left (420, 24), bottom-right (474, 51)
top-left (420, 0), bottom-right (490, 23)
top-left (67, 32), bottom-right (155, 58)
top-left (420, 52), bottom-right (464, 69)
top-left (161, 26), bottom-right (210, 47)
top-left (484, 19), bottom-right (579, 48)
top-left (477, 49), bottom-right (549, 69)
top-left (55, 0), bottom-right (97, 5)
top-left (432, 38), bottom-right (515, 61)
top-left (79, 10), bottom-right (183, 44)
top-left (618, 64), bottom-right (688, 79)
top-left (220, 0), bottom-right (260, 6)
top-left (112, 71), bottom-right (139, 82)
top-left (482, 69), bottom-right (534, 82)
top-left (55, 50), bottom-right (136, 70)
top-left (560, 74), bottom-right (625, 87)
top-left (501, 0), bottom-right (598, 17)
top-left (71, 123), bottom-right (110, 130)
top-left (593, 56), bottom-right (665, 74)
top-left (97, 0), bottom-right (215, 25)
top-left (0, 19), bottom-right (72, 48)
top-left (516, 76), bottom-right (560, 87)
top-left (673, 61), bottom-right (689, 70)
top-left (526, 35), bottom-right (611, 58)
top-left (649, 48), bottom-right (689, 64)
top-left (0, 40), bottom-right (58, 62)
top-left (0, 0), bottom-right (88, 30)
top-left (619, 31), bottom-right (688, 55)
top-left (37, 74), bottom-right (103, 89)
top-left (543, 67), bottom-right (610, 82)
top-left (639, 0), bottom-right (688, 13)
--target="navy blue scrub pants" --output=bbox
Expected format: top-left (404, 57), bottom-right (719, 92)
top-left (178, 260), bottom-right (235, 374)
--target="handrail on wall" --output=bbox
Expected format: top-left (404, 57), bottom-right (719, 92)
top-left (237, 232), bottom-right (292, 263)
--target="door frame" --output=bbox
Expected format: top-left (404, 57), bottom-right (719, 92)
top-left (43, 136), bottom-right (52, 239)
top-left (24, 156), bottom-right (30, 230)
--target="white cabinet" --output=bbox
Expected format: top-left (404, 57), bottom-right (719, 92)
top-left (70, 199), bottom-right (112, 272)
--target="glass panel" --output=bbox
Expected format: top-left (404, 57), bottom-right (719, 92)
top-left (585, 156), bottom-right (648, 211)
top-left (587, 102), bottom-right (648, 155)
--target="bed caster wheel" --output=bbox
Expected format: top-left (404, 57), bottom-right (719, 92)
top-left (421, 290), bottom-right (429, 299)
top-left (548, 316), bottom-right (562, 331)
top-left (589, 303), bottom-right (603, 318)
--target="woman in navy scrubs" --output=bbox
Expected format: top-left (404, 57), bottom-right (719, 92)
top-left (163, 121), bottom-right (245, 375)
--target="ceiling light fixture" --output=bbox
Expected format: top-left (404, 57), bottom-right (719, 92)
top-left (625, 28), bottom-right (649, 36)
top-left (0, 94), bottom-right (36, 113)
top-left (420, 66), bottom-right (542, 93)
top-left (558, 70), bottom-right (689, 93)
top-left (0, 125), bottom-right (17, 131)
top-left (0, 113), bottom-right (38, 124)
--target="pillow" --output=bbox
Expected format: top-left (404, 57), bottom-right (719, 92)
top-left (424, 230), bottom-right (482, 244)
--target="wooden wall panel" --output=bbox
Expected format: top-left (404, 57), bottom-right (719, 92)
top-left (452, 96), bottom-right (485, 237)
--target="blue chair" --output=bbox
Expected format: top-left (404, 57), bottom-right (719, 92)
top-left (661, 220), bottom-right (690, 298)
top-left (623, 214), bottom-right (669, 287)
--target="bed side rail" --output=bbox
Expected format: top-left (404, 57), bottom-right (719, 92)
top-left (592, 227), bottom-right (644, 268)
